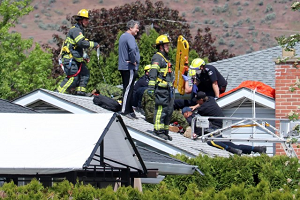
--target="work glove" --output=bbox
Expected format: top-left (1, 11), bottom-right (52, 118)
top-left (182, 74), bottom-right (189, 81)
top-left (147, 88), bottom-right (154, 97)
top-left (83, 52), bottom-right (90, 63)
top-left (192, 84), bottom-right (198, 94)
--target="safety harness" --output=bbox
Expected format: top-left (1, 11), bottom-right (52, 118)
top-left (60, 25), bottom-right (85, 78)
top-left (155, 52), bottom-right (173, 88)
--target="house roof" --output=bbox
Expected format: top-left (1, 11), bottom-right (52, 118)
top-left (0, 98), bottom-right (37, 113)
top-left (210, 44), bottom-right (300, 91)
top-left (0, 113), bottom-right (147, 175)
top-left (217, 87), bottom-right (275, 110)
top-left (217, 81), bottom-right (275, 110)
top-left (220, 81), bottom-right (275, 99)
top-left (136, 146), bottom-right (198, 175)
top-left (13, 89), bottom-right (231, 158)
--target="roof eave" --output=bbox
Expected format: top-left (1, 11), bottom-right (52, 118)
top-left (218, 88), bottom-right (275, 109)
top-left (145, 162), bottom-right (196, 175)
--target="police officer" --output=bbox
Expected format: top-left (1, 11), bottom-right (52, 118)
top-left (148, 35), bottom-right (174, 141)
top-left (191, 91), bottom-right (267, 155)
top-left (57, 9), bottom-right (99, 96)
top-left (133, 65), bottom-right (151, 109)
top-left (193, 58), bottom-right (227, 99)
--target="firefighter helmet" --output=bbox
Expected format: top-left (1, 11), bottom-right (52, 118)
top-left (156, 35), bottom-right (170, 45)
top-left (77, 9), bottom-right (89, 19)
top-left (190, 58), bottom-right (205, 70)
top-left (144, 65), bottom-right (151, 71)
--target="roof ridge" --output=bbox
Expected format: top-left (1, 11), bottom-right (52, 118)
top-left (211, 45), bottom-right (282, 64)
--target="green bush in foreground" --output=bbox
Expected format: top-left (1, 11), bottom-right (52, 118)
top-left (0, 155), bottom-right (300, 199)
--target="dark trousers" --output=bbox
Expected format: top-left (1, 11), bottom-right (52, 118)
top-left (120, 69), bottom-right (137, 114)
top-left (133, 87), bottom-right (148, 108)
top-left (154, 86), bottom-right (174, 131)
top-left (173, 99), bottom-right (197, 110)
top-left (58, 60), bottom-right (89, 93)
top-left (207, 135), bottom-right (253, 154)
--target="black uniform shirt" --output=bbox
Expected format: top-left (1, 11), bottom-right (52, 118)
top-left (197, 96), bottom-right (224, 128)
top-left (134, 74), bottom-right (149, 92)
top-left (196, 65), bottom-right (227, 97)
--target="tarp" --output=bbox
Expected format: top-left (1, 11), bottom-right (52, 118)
top-left (220, 80), bottom-right (275, 98)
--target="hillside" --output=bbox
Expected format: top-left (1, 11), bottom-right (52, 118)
top-left (11, 0), bottom-right (300, 56)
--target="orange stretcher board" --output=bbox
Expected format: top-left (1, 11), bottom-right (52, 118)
top-left (174, 35), bottom-right (189, 95)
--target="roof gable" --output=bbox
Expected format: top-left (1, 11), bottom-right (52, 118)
top-left (217, 87), bottom-right (275, 109)
top-left (0, 113), bottom-right (146, 175)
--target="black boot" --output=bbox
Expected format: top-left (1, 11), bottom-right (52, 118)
top-left (227, 146), bottom-right (242, 155)
top-left (75, 91), bottom-right (86, 96)
top-left (253, 146), bottom-right (267, 154)
top-left (154, 130), bottom-right (170, 140)
top-left (164, 130), bottom-right (172, 141)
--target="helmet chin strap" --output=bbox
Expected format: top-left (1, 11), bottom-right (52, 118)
top-left (161, 44), bottom-right (167, 54)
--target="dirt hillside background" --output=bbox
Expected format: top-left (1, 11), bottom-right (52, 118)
top-left (11, 0), bottom-right (300, 56)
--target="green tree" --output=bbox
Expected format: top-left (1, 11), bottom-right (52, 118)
top-left (0, 0), bottom-right (57, 100)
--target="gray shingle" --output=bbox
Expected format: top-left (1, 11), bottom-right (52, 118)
top-left (211, 44), bottom-right (300, 91)
top-left (0, 99), bottom-right (37, 113)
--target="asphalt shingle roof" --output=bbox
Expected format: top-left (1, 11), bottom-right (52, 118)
top-left (211, 44), bottom-right (300, 91)
top-left (14, 89), bottom-right (230, 158)
top-left (0, 99), bottom-right (37, 113)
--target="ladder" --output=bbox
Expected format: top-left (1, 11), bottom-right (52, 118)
top-left (191, 116), bottom-right (299, 158)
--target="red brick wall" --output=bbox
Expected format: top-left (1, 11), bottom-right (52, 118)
top-left (275, 64), bottom-right (300, 157)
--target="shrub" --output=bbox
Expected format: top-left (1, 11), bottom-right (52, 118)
top-left (265, 4), bottom-right (273, 13)
top-left (218, 37), bottom-right (226, 45)
top-left (228, 40), bottom-right (235, 47)
top-left (265, 13), bottom-right (276, 21)
top-left (193, 6), bottom-right (201, 13)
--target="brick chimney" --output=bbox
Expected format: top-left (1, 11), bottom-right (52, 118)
top-left (275, 49), bottom-right (300, 157)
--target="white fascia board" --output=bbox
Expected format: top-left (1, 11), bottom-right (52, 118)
top-left (127, 127), bottom-right (195, 158)
top-left (145, 162), bottom-right (196, 175)
top-left (13, 90), bottom-right (92, 114)
top-left (217, 88), bottom-right (275, 109)
top-left (141, 175), bottom-right (165, 184)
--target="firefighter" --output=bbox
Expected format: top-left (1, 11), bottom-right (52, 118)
top-left (148, 35), bottom-right (174, 141)
top-left (141, 88), bottom-right (190, 134)
top-left (57, 9), bottom-right (99, 96)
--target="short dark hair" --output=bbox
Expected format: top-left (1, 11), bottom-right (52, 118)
top-left (127, 20), bottom-right (139, 30)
